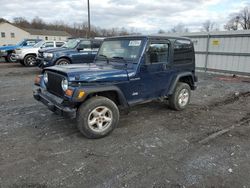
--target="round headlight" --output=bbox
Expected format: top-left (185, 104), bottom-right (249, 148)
top-left (61, 78), bottom-right (68, 91)
top-left (44, 72), bottom-right (48, 83)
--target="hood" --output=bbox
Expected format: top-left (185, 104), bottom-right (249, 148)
top-left (45, 63), bottom-right (131, 82)
top-left (0, 45), bottom-right (18, 51)
top-left (39, 47), bottom-right (74, 53)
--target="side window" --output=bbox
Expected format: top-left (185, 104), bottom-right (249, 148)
top-left (26, 41), bottom-right (36, 46)
top-left (43, 42), bottom-right (54, 48)
top-left (148, 43), bottom-right (169, 64)
top-left (22, 41), bottom-right (28, 46)
top-left (78, 40), bottom-right (91, 49)
top-left (91, 40), bottom-right (102, 49)
top-left (56, 42), bottom-right (64, 47)
top-left (174, 40), bottom-right (193, 64)
top-left (11, 33), bottom-right (15, 38)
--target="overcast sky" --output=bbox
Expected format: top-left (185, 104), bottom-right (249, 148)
top-left (0, 0), bottom-right (249, 33)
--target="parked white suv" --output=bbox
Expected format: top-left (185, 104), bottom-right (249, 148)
top-left (13, 41), bottom-right (65, 67)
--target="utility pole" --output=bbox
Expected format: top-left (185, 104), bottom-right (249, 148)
top-left (87, 0), bottom-right (91, 38)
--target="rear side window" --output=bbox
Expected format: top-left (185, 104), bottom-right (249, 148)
top-left (44, 42), bottom-right (54, 48)
top-left (173, 39), bottom-right (193, 64)
top-left (22, 41), bottom-right (36, 46)
top-left (91, 40), bottom-right (102, 49)
top-left (78, 40), bottom-right (91, 49)
top-left (56, 42), bottom-right (65, 47)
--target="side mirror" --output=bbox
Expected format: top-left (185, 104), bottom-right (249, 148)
top-left (144, 52), bottom-right (151, 65)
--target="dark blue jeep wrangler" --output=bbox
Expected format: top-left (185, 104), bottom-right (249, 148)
top-left (37, 38), bottom-right (103, 68)
top-left (33, 35), bottom-right (197, 138)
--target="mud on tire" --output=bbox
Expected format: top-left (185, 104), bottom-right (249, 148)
top-left (169, 82), bottom-right (191, 111)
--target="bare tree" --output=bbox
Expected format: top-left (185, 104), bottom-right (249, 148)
top-left (225, 6), bottom-right (250, 30)
top-left (169, 23), bottom-right (189, 33)
top-left (31, 16), bottom-right (46, 29)
top-left (8, 17), bottom-right (138, 38)
top-left (202, 20), bottom-right (215, 32)
top-left (158, 29), bottom-right (165, 34)
top-left (240, 7), bottom-right (250, 29)
top-left (0, 17), bottom-right (9, 23)
top-left (13, 17), bottom-right (31, 28)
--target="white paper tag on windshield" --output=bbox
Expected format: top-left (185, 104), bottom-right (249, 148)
top-left (129, 40), bottom-right (141, 46)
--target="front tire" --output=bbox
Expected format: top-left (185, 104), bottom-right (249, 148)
top-left (24, 54), bottom-right (37, 67)
top-left (77, 96), bottom-right (119, 139)
top-left (6, 53), bottom-right (16, 63)
top-left (19, 60), bottom-right (25, 65)
top-left (169, 82), bottom-right (191, 111)
top-left (55, 58), bottom-right (70, 65)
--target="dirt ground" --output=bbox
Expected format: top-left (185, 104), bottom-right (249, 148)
top-left (0, 61), bottom-right (250, 188)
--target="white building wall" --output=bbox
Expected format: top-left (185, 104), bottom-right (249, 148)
top-left (0, 23), bottom-right (30, 45)
top-left (30, 35), bottom-right (68, 41)
top-left (0, 23), bottom-right (69, 46)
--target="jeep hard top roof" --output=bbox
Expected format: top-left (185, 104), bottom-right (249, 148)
top-left (105, 35), bottom-right (191, 41)
top-left (67, 38), bottom-right (103, 41)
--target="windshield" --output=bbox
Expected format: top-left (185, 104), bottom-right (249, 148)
top-left (16, 39), bottom-right (25, 46)
top-left (62, 39), bottom-right (79, 49)
top-left (97, 39), bottom-right (143, 61)
top-left (33, 41), bottom-right (44, 48)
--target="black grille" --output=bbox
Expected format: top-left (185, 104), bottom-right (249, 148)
top-left (46, 72), bottom-right (65, 97)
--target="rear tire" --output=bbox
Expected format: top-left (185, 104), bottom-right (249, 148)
top-left (55, 58), bottom-right (70, 65)
top-left (169, 82), bottom-right (191, 111)
top-left (77, 96), bottom-right (119, 139)
top-left (24, 54), bottom-right (37, 67)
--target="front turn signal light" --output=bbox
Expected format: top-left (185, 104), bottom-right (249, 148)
top-left (34, 75), bottom-right (41, 85)
top-left (77, 90), bottom-right (85, 99)
top-left (65, 89), bottom-right (74, 97)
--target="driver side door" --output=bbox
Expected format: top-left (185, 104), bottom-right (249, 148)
top-left (138, 40), bottom-right (172, 100)
top-left (71, 40), bottom-right (93, 64)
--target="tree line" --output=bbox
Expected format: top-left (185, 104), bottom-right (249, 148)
top-left (158, 6), bottom-right (250, 34)
top-left (0, 16), bottom-right (140, 37)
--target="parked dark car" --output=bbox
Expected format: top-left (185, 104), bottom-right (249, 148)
top-left (33, 35), bottom-right (197, 138)
top-left (37, 38), bottom-right (103, 68)
top-left (0, 39), bottom-right (41, 62)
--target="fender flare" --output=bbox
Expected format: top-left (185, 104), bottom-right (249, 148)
top-left (167, 72), bottom-right (195, 95)
top-left (74, 85), bottom-right (129, 108)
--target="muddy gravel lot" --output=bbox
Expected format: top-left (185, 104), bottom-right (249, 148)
top-left (0, 61), bottom-right (250, 188)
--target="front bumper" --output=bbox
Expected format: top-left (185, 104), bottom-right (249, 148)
top-left (11, 53), bottom-right (23, 60)
top-left (0, 51), bottom-right (7, 57)
top-left (37, 57), bottom-right (53, 69)
top-left (33, 88), bottom-right (76, 119)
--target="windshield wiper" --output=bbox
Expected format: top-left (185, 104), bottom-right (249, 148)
top-left (98, 54), bottom-right (109, 64)
top-left (111, 56), bottom-right (128, 65)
